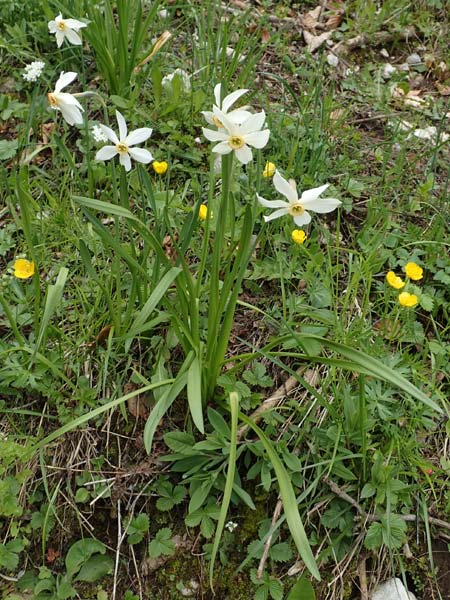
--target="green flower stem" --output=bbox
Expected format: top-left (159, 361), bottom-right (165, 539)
top-left (205, 153), bottom-right (233, 398)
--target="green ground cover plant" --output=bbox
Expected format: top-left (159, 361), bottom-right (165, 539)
top-left (0, 0), bottom-right (449, 598)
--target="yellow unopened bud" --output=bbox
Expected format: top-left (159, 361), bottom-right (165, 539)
top-left (404, 262), bottom-right (423, 281)
top-left (198, 204), bottom-right (208, 220)
top-left (13, 258), bottom-right (35, 279)
top-left (386, 271), bottom-right (405, 290)
top-left (152, 160), bottom-right (168, 175)
top-left (398, 292), bottom-right (418, 307)
top-left (262, 161), bottom-right (276, 178)
top-left (291, 229), bottom-right (307, 245)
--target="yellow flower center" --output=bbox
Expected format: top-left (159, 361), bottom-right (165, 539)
top-left (288, 203), bottom-right (305, 216)
top-left (116, 142), bottom-right (129, 154)
top-left (212, 116), bottom-right (224, 128)
top-left (57, 21), bottom-right (66, 31)
top-left (47, 93), bottom-right (58, 107)
top-left (229, 135), bottom-right (245, 150)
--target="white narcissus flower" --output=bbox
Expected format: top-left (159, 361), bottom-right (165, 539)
top-left (95, 111), bottom-right (153, 172)
top-left (257, 170), bottom-right (341, 226)
top-left (201, 83), bottom-right (251, 127)
top-left (48, 72), bottom-right (84, 126)
top-left (48, 13), bottom-right (87, 48)
top-left (203, 107), bottom-right (270, 165)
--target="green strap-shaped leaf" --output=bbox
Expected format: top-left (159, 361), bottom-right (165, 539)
top-left (239, 412), bottom-right (320, 581)
top-left (124, 267), bottom-right (181, 352)
top-left (187, 355), bottom-right (204, 434)
top-left (209, 392), bottom-right (239, 590)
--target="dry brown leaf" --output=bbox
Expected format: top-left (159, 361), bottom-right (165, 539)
top-left (46, 548), bottom-right (60, 563)
top-left (162, 233), bottom-right (178, 262)
top-left (436, 83), bottom-right (450, 96)
top-left (41, 122), bottom-right (56, 144)
top-left (261, 28), bottom-right (270, 43)
top-left (303, 30), bottom-right (332, 53)
top-left (96, 324), bottom-right (113, 347)
top-left (325, 12), bottom-right (344, 31)
top-left (300, 13), bottom-right (319, 32)
top-left (330, 108), bottom-right (345, 120)
top-left (124, 382), bottom-right (150, 419)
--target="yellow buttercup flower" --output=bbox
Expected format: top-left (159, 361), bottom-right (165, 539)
top-left (404, 262), bottom-right (423, 281)
top-left (13, 259), bottom-right (35, 279)
top-left (386, 271), bottom-right (405, 290)
top-left (291, 229), bottom-right (307, 245)
top-left (262, 161), bottom-right (276, 178)
top-left (198, 204), bottom-right (208, 220)
top-left (398, 292), bottom-right (418, 308)
top-left (152, 160), bottom-right (168, 175)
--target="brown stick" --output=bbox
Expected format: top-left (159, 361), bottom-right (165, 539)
top-left (357, 557), bottom-right (369, 600)
top-left (237, 367), bottom-right (318, 440)
top-left (257, 498), bottom-right (284, 579)
top-left (323, 477), bottom-right (450, 531)
top-left (333, 26), bottom-right (416, 56)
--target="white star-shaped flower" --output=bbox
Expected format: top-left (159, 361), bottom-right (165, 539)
top-left (48, 72), bottom-right (84, 126)
top-left (201, 83), bottom-right (251, 128)
top-left (48, 13), bottom-right (87, 48)
top-left (257, 170), bottom-right (341, 226)
top-left (203, 107), bottom-right (270, 165)
top-left (95, 111), bottom-right (153, 172)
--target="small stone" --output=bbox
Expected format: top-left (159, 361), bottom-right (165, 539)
top-left (406, 53), bottom-right (421, 65)
top-left (372, 578), bottom-right (417, 600)
top-left (382, 63), bottom-right (397, 79)
top-left (380, 48), bottom-right (390, 58)
top-left (326, 53), bottom-right (339, 67)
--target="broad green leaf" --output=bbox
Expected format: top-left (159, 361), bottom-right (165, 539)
top-left (189, 482), bottom-right (213, 515)
top-left (207, 407), bottom-right (230, 438)
top-left (163, 431), bottom-right (196, 454)
top-left (0, 543), bottom-right (20, 570)
top-left (65, 538), bottom-right (105, 577)
top-left (287, 576), bottom-right (316, 600)
top-left (76, 554), bottom-right (114, 582)
top-left (148, 528), bottom-right (175, 558)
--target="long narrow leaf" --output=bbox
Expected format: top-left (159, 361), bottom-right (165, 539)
top-left (209, 392), bottom-right (239, 590)
top-left (187, 355), bottom-right (204, 433)
top-left (238, 413), bottom-right (320, 580)
top-left (73, 196), bottom-right (140, 221)
top-left (32, 379), bottom-right (174, 455)
top-left (125, 267), bottom-right (181, 352)
top-left (33, 267), bottom-right (68, 359)
top-left (298, 335), bottom-right (442, 413)
top-left (144, 371), bottom-right (189, 453)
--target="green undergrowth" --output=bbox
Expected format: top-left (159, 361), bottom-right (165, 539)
top-left (0, 0), bottom-right (449, 598)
